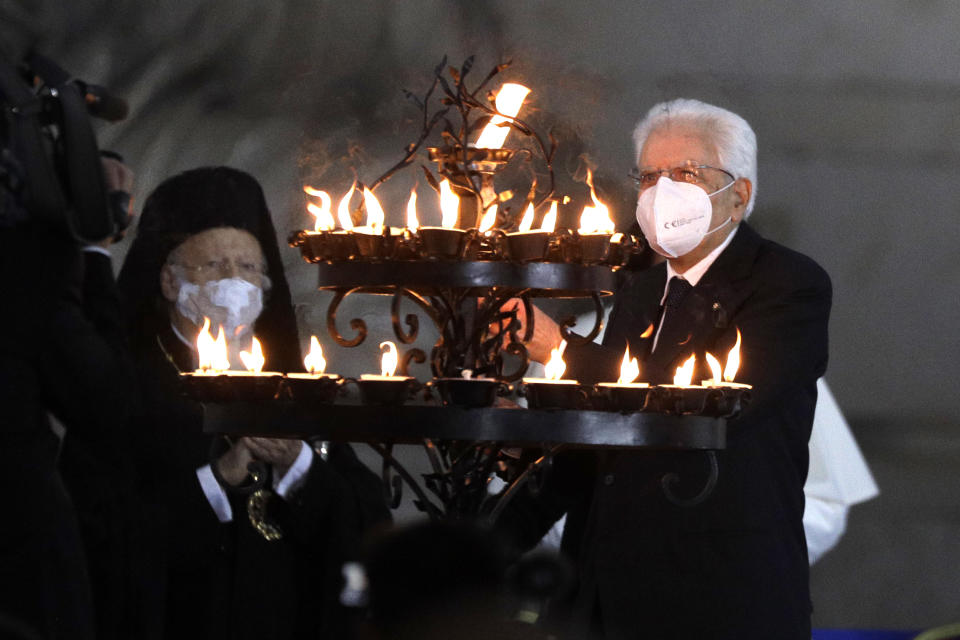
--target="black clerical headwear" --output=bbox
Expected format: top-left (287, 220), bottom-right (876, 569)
top-left (118, 166), bottom-right (302, 372)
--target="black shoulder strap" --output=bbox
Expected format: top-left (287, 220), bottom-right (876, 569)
top-left (0, 59), bottom-right (67, 228)
top-left (27, 52), bottom-right (111, 242)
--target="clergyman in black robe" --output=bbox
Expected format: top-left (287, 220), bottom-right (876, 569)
top-left (116, 166), bottom-right (390, 639)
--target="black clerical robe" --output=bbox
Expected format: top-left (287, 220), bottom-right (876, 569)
top-left (132, 326), bottom-right (390, 640)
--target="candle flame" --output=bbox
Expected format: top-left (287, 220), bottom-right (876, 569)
top-left (705, 352), bottom-right (723, 384)
top-left (723, 329), bottom-right (741, 382)
top-left (544, 340), bottom-right (567, 381)
top-left (673, 353), bottom-right (696, 386)
top-left (197, 317), bottom-right (230, 373)
top-left (362, 186), bottom-right (385, 234)
top-left (578, 169), bottom-right (615, 234)
top-left (380, 341), bottom-right (399, 377)
top-left (517, 203), bottom-right (535, 232)
top-left (239, 336), bottom-right (265, 374)
top-left (337, 182), bottom-right (356, 230)
top-left (406, 186), bottom-right (419, 231)
top-left (475, 82), bottom-right (531, 149)
top-left (304, 187), bottom-right (334, 232)
top-left (618, 346), bottom-right (640, 384)
top-left (479, 203), bottom-right (498, 233)
top-left (303, 335), bottom-right (327, 375)
top-left (640, 323), bottom-right (654, 339)
top-left (439, 179), bottom-right (459, 229)
top-left (539, 201), bottom-right (558, 232)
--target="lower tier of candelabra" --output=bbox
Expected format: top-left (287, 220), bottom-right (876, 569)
top-left (203, 403), bottom-right (726, 521)
top-left (202, 403), bottom-right (725, 449)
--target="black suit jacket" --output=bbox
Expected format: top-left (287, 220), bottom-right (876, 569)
top-left (498, 223), bottom-right (831, 639)
top-left (1, 227), bottom-right (135, 640)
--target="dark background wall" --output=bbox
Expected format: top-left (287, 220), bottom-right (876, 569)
top-left (6, 0), bottom-right (958, 629)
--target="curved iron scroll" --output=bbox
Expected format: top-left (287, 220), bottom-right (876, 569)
top-left (470, 289), bottom-right (530, 379)
top-left (326, 288), bottom-right (368, 347)
top-left (420, 439), bottom-right (451, 508)
top-left (661, 450), bottom-right (719, 507)
top-left (390, 288), bottom-right (441, 345)
top-left (379, 446), bottom-right (403, 509)
top-left (399, 348), bottom-right (427, 377)
top-left (367, 442), bottom-right (443, 519)
top-left (475, 291), bottom-right (534, 381)
top-left (518, 294), bottom-right (535, 344)
top-left (559, 292), bottom-right (605, 345)
top-left (483, 444), bottom-right (564, 524)
top-left (498, 341), bottom-right (530, 383)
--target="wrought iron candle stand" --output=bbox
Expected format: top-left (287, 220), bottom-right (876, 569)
top-left (205, 225), bottom-right (740, 520)
top-left (197, 58), bottom-right (737, 522)
top-left (285, 227), bottom-right (639, 520)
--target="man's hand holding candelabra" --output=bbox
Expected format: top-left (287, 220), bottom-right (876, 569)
top-left (491, 299), bottom-right (564, 365)
top-left (216, 437), bottom-right (303, 486)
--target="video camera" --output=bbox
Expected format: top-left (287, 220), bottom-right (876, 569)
top-left (0, 51), bottom-right (130, 243)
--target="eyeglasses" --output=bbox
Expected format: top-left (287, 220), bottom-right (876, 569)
top-left (629, 161), bottom-right (735, 191)
top-left (175, 258), bottom-right (266, 282)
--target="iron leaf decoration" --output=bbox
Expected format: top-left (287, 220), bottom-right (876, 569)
top-left (368, 57), bottom-right (557, 215)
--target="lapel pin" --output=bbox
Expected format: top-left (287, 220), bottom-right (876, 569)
top-left (712, 301), bottom-right (728, 328)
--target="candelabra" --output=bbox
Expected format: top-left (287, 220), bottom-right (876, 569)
top-left (190, 58), bottom-right (743, 521)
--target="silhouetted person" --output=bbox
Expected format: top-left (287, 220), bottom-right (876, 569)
top-left (359, 521), bottom-right (567, 640)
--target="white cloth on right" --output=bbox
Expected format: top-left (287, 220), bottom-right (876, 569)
top-left (803, 378), bottom-right (879, 563)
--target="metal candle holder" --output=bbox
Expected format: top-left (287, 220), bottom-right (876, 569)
top-left (504, 230), bottom-right (552, 262)
top-left (351, 376), bottom-right (419, 406)
top-left (283, 374), bottom-right (344, 404)
top-left (180, 372), bottom-right (283, 403)
top-left (644, 384), bottom-right (751, 418)
top-left (521, 380), bottom-right (590, 410)
top-left (427, 145), bottom-right (514, 228)
top-left (415, 227), bottom-right (479, 260)
top-left (593, 382), bottom-right (653, 413)
top-left (429, 377), bottom-right (510, 408)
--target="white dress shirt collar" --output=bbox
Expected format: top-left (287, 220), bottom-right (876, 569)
top-left (660, 225), bottom-right (739, 305)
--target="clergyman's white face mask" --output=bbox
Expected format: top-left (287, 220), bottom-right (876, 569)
top-left (635, 176), bottom-right (734, 258)
top-left (176, 277), bottom-right (263, 338)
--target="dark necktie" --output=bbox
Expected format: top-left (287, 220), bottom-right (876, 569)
top-left (664, 276), bottom-right (693, 310)
top-left (652, 276), bottom-right (693, 353)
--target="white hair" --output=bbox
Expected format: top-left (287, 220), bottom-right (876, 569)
top-left (632, 98), bottom-right (758, 218)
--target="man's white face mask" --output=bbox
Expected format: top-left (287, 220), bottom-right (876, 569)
top-left (635, 176), bottom-right (733, 259)
top-left (176, 277), bottom-right (263, 338)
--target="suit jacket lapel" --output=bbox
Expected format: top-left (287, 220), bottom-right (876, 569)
top-left (697, 222), bottom-right (762, 290)
top-left (603, 265), bottom-right (665, 358)
top-left (644, 223), bottom-right (764, 382)
top-left (647, 289), bottom-right (711, 380)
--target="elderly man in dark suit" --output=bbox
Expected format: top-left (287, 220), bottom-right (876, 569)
top-left (496, 99), bottom-right (831, 639)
